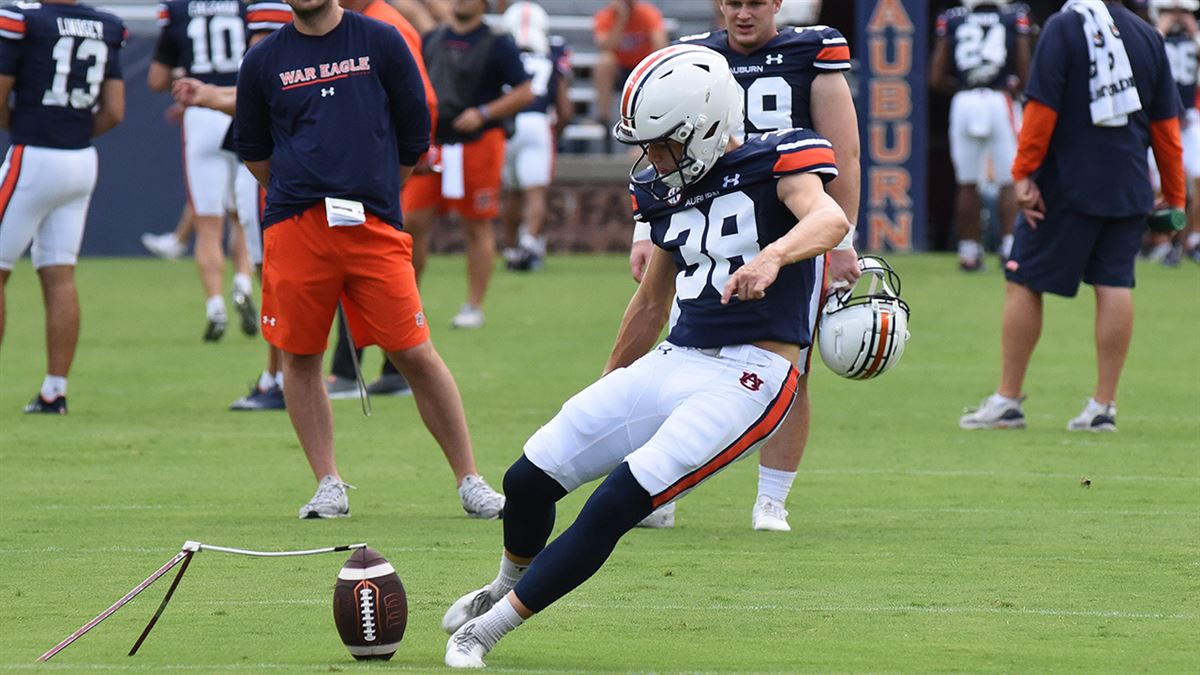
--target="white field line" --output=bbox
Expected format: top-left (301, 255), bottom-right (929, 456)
top-left (0, 666), bottom-right (624, 673)
top-left (803, 468), bottom-right (1200, 482)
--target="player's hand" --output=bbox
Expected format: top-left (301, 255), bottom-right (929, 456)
top-left (1015, 177), bottom-right (1045, 227)
top-left (629, 239), bottom-right (653, 283)
top-left (163, 102), bottom-right (185, 124)
top-left (452, 108), bottom-right (486, 135)
top-left (171, 77), bottom-right (203, 107)
top-left (721, 253), bottom-right (781, 305)
top-left (827, 247), bottom-right (861, 290)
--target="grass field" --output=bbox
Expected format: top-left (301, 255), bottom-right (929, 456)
top-left (1, 253), bottom-right (1198, 673)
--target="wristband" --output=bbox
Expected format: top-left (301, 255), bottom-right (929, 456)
top-left (632, 220), bottom-right (651, 243)
top-left (833, 225), bottom-right (856, 251)
top-left (477, 106), bottom-right (491, 121)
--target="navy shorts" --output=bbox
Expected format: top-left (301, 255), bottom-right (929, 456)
top-left (1004, 202), bottom-right (1146, 297)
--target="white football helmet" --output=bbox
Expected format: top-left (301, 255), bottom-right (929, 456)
top-left (777, 0), bottom-right (822, 27)
top-left (960, 0), bottom-right (1009, 10)
top-left (501, 1), bottom-right (550, 55)
top-left (613, 45), bottom-right (744, 192)
top-left (1150, 0), bottom-right (1200, 12)
top-left (817, 256), bottom-right (911, 380)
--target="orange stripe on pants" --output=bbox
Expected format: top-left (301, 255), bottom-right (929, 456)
top-left (0, 145), bottom-right (26, 224)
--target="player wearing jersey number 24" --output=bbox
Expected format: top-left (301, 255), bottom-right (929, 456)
top-left (442, 45), bottom-right (848, 668)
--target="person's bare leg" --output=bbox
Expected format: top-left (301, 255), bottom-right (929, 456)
top-left (523, 185), bottom-right (548, 238)
top-left (462, 217), bottom-right (496, 308)
top-left (956, 184), bottom-right (983, 266)
top-left (593, 51), bottom-right (618, 127)
top-left (385, 340), bottom-right (477, 483)
top-left (174, 204), bottom-right (194, 244)
top-left (282, 350), bottom-right (338, 480)
top-left (501, 189), bottom-right (522, 249)
top-left (268, 345), bottom-right (282, 378)
top-left (228, 215), bottom-right (252, 279)
top-left (0, 269), bottom-right (10, 347)
top-left (759, 375), bottom-right (809, 473)
top-left (1093, 285), bottom-right (1133, 404)
top-left (405, 207), bottom-right (436, 282)
top-left (997, 184), bottom-right (1017, 256)
top-left (997, 281), bottom-right (1043, 399)
top-left (192, 214), bottom-right (226, 299)
top-left (37, 265), bottom-right (80, 378)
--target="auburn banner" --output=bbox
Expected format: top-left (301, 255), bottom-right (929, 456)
top-left (856, 0), bottom-right (927, 251)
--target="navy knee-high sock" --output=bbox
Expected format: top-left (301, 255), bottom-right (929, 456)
top-left (512, 463), bottom-right (654, 613)
top-left (502, 455), bottom-right (568, 559)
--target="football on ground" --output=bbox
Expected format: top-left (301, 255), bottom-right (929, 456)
top-left (332, 547), bottom-right (407, 660)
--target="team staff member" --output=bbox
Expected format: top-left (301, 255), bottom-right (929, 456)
top-left (235, 0), bottom-right (505, 520)
top-left (406, 0), bottom-right (533, 330)
top-left (634, 0), bottom-right (862, 532)
top-left (326, 0), bottom-right (441, 399)
top-left (961, 0), bottom-right (1184, 432)
top-left (0, 0), bottom-right (126, 414)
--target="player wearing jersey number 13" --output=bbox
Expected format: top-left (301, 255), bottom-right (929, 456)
top-left (441, 45), bottom-right (848, 669)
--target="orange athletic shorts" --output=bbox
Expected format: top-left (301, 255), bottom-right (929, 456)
top-left (403, 127), bottom-right (506, 220)
top-left (260, 203), bottom-right (430, 355)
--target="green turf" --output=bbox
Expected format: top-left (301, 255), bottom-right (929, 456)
top-left (1, 254), bottom-right (1197, 673)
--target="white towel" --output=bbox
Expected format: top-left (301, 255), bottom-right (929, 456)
top-left (441, 143), bottom-right (465, 199)
top-left (1065, 0), bottom-right (1142, 127)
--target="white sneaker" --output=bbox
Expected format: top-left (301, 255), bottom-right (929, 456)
top-left (445, 620), bottom-right (490, 668)
top-left (636, 502), bottom-right (676, 529)
top-left (141, 232), bottom-right (186, 260)
top-left (959, 394), bottom-right (1026, 429)
top-left (451, 304), bottom-right (485, 330)
top-left (442, 584), bottom-right (497, 634)
top-left (751, 495), bottom-right (791, 532)
top-left (459, 475), bottom-right (504, 519)
top-left (1067, 399), bottom-right (1117, 432)
top-left (297, 475), bottom-right (352, 519)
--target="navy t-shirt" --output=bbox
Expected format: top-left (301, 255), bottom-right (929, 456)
top-left (0, 1), bottom-right (125, 149)
top-left (1025, 3), bottom-right (1181, 217)
top-left (679, 26), bottom-right (851, 134)
top-left (631, 129), bottom-right (837, 349)
top-left (153, 0), bottom-right (247, 86)
top-left (234, 10), bottom-right (430, 229)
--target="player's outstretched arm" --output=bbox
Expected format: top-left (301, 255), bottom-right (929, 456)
top-left (722, 173), bottom-right (848, 305)
top-left (92, 80), bottom-right (125, 137)
top-left (604, 246), bottom-right (675, 375)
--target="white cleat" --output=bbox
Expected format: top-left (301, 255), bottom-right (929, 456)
top-left (451, 303), bottom-right (485, 330)
top-left (442, 584), bottom-right (497, 634)
top-left (636, 502), bottom-right (676, 528)
top-left (751, 495), bottom-right (791, 532)
top-left (445, 620), bottom-right (490, 669)
top-left (959, 394), bottom-right (1026, 430)
top-left (459, 474), bottom-right (505, 519)
top-left (141, 232), bottom-right (186, 260)
top-left (297, 475), bottom-right (352, 519)
top-left (1067, 399), bottom-right (1117, 432)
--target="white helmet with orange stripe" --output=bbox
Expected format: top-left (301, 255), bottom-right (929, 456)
top-left (613, 45), bottom-right (743, 192)
top-left (818, 256), bottom-right (911, 380)
top-left (501, 1), bottom-right (550, 55)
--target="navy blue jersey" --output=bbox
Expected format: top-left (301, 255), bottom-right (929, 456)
top-left (154, 0), bottom-right (247, 86)
top-left (678, 26), bottom-right (850, 134)
top-left (631, 129), bottom-right (837, 349)
top-left (234, 10), bottom-right (430, 230)
top-left (1162, 30), bottom-right (1198, 111)
top-left (520, 37), bottom-right (569, 115)
top-left (1026, 3), bottom-right (1181, 217)
top-left (0, 1), bottom-right (125, 149)
top-left (936, 3), bottom-right (1031, 89)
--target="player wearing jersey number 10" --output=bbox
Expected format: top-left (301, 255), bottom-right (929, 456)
top-left (441, 45), bottom-right (848, 668)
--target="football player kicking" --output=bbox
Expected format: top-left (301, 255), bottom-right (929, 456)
top-left (442, 45), bottom-right (849, 668)
top-left (633, 0), bottom-right (862, 532)
top-left (0, 0), bottom-right (126, 414)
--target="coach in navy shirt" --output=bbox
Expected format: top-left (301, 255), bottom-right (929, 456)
top-left (233, 0), bottom-right (506, 521)
top-left (961, 0), bottom-right (1184, 433)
